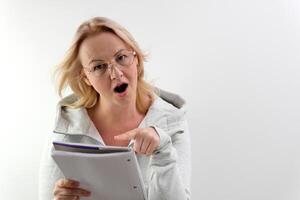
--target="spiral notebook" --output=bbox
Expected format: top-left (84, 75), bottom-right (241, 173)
top-left (51, 141), bottom-right (147, 200)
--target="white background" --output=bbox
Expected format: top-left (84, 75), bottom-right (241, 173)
top-left (0, 0), bottom-right (299, 199)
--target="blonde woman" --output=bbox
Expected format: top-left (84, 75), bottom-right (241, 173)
top-left (39, 17), bottom-right (191, 200)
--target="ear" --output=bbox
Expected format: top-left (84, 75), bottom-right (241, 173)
top-left (135, 59), bottom-right (142, 76)
top-left (135, 56), bottom-right (139, 66)
top-left (135, 59), bottom-right (140, 69)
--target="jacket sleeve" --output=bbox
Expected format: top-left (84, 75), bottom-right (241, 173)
top-left (148, 118), bottom-right (191, 200)
top-left (38, 133), bottom-right (65, 200)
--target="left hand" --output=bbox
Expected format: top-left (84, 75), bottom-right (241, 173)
top-left (114, 127), bottom-right (160, 156)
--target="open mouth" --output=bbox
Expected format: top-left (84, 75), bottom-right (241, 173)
top-left (113, 83), bottom-right (128, 94)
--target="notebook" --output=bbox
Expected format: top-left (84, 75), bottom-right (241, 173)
top-left (51, 141), bottom-right (147, 200)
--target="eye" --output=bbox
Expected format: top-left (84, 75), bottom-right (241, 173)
top-left (116, 54), bottom-right (128, 62)
top-left (93, 63), bottom-right (107, 71)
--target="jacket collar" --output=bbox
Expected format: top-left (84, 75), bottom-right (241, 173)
top-left (53, 88), bottom-right (186, 143)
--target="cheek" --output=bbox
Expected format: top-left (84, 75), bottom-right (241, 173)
top-left (127, 66), bottom-right (138, 85)
top-left (87, 77), bottom-right (110, 93)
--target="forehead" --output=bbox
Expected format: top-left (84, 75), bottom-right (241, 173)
top-left (79, 32), bottom-right (128, 64)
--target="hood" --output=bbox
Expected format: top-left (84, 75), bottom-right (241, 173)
top-left (53, 88), bottom-right (187, 139)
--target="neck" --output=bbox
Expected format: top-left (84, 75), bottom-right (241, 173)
top-left (88, 96), bottom-right (144, 132)
top-left (102, 100), bottom-right (141, 123)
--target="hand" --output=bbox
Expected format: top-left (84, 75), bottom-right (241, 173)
top-left (53, 178), bottom-right (91, 200)
top-left (114, 127), bottom-right (160, 156)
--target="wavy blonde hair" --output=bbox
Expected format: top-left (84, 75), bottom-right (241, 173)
top-left (53, 17), bottom-right (156, 114)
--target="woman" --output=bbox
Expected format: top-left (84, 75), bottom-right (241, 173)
top-left (39, 17), bottom-right (191, 200)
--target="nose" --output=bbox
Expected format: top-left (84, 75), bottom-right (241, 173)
top-left (109, 64), bottom-right (123, 80)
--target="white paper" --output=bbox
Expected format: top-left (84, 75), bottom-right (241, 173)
top-left (51, 141), bottom-right (147, 200)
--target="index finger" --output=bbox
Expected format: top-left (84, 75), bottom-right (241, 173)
top-left (57, 178), bottom-right (80, 188)
top-left (114, 128), bottom-right (139, 141)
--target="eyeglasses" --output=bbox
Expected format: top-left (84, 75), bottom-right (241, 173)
top-left (83, 49), bottom-right (136, 77)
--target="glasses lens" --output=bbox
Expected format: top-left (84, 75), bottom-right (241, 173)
top-left (116, 50), bottom-right (134, 66)
top-left (88, 50), bottom-right (135, 77)
top-left (92, 63), bottom-right (107, 77)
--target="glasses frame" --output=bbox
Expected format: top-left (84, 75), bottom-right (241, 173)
top-left (83, 50), bottom-right (136, 77)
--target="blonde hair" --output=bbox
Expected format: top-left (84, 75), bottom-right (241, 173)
top-left (53, 17), bottom-right (156, 114)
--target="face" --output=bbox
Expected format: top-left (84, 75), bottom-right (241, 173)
top-left (79, 32), bottom-right (138, 107)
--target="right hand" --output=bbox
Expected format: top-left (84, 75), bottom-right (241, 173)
top-left (53, 178), bottom-right (91, 200)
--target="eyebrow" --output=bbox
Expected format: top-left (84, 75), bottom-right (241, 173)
top-left (88, 49), bottom-right (126, 65)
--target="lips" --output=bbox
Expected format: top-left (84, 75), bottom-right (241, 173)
top-left (113, 83), bottom-right (128, 93)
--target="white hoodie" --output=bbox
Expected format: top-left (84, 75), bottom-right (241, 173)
top-left (39, 89), bottom-right (191, 200)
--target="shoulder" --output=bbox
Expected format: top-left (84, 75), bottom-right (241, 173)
top-left (154, 88), bottom-right (186, 110)
top-left (152, 87), bottom-right (187, 115)
top-left (145, 88), bottom-right (187, 129)
top-left (54, 94), bottom-right (90, 134)
top-left (57, 94), bottom-right (78, 107)
top-left (55, 94), bottom-right (83, 121)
